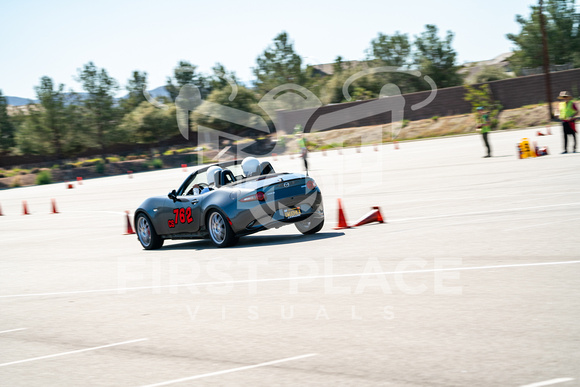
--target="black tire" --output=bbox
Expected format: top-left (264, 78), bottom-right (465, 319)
top-left (207, 210), bottom-right (238, 248)
top-left (136, 213), bottom-right (164, 250)
top-left (295, 216), bottom-right (324, 235)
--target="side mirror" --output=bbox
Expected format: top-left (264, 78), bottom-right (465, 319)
top-left (168, 189), bottom-right (177, 202)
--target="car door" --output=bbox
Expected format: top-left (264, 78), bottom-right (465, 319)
top-left (157, 195), bottom-right (202, 235)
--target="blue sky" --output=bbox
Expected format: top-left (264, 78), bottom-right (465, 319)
top-left (0, 0), bottom-right (536, 99)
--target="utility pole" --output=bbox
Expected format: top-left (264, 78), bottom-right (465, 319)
top-left (539, 0), bottom-right (553, 119)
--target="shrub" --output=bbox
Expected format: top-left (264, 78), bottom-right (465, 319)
top-left (36, 170), bottom-right (53, 185)
top-left (151, 158), bottom-right (163, 169)
top-left (95, 160), bottom-right (105, 174)
top-left (431, 116), bottom-right (439, 121)
top-left (500, 120), bottom-right (517, 130)
top-left (402, 119), bottom-right (410, 128)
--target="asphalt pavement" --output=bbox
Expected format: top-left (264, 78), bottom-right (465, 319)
top-left (1, 126), bottom-right (579, 386)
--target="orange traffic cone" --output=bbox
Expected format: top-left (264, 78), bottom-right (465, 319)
top-left (124, 211), bottom-right (135, 235)
top-left (22, 200), bottom-right (30, 215)
top-left (76, 176), bottom-right (83, 185)
top-left (181, 164), bottom-right (187, 172)
top-left (51, 199), bottom-right (59, 214)
top-left (352, 206), bottom-right (385, 227)
top-left (127, 170), bottom-right (133, 179)
top-left (537, 130), bottom-right (545, 136)
top-left (394, 141), bottom-right (399, 150)
top-left (547, 126), bottom-right (552, 135)
top-left (65, 181), bottom-right (74, 189)
top-left (333, 199), bottom-right (350, 230)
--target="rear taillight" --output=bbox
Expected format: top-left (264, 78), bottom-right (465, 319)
top-left (306, 180), bottom-right (317, 190)
top-left (240, 191), bottom-right (266, 202)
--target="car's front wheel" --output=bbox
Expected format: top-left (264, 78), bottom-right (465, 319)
top-left (295, 216), bottom-right (324, 235)
top-left (136, 213), bottom-right (164, 250)
top-left (207, 210), bottom-right (238, 248)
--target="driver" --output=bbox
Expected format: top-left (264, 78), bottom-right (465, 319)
top-left (201, 166), bottom-right (223, 193)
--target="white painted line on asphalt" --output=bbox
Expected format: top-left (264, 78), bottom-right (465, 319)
top-left (520, 377), bottom-right (574, 387)
top-left (1, 260), bottom-right (580, 299)
top-left (0, 328), bottom-right (27, 334)
top-left (138, 353), bottom-right (317, 387)
top-left (0, 338), bottom-right (148, 367)
top-left (391, 202), bottom-right (580, 223)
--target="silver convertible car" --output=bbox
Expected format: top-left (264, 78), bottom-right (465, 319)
top-left (134, 158), bottom-right (324, 249)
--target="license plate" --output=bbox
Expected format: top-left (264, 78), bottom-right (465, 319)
top-left (284, 208), bottom-right (301, 219)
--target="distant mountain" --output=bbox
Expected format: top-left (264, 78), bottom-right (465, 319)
top-left (6, 86), bottom-right (171, 107)
top-left (6, 96), bottom-right (37, 106)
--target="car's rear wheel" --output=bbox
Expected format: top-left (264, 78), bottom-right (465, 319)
top-left (295, 216), bottom-right (324, 235)
top-left (207, 210), bottom-right (238, 248)
top-left (136, 213), bottom-right (164, 250)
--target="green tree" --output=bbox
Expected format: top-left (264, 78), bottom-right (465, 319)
top-left (77, 62), bottom-right (120, 155)
top-left (121, 70), bottom-right (148, 113)
top-left (368, 31), bottom-right (422, 94)
top-left (118, 101), bottom-right (177, 143)
top-left (507, 0), bottom-right (580, 73)
top-left (370, 31), bottom-right (412, 68)
top-left (0, 90), bottom-right (15, 152)
top-left (193, 86), bottom-right (266, 137)
top-left (253, 32), bottom-right (305, 95)
top-left (166, 61), bottom-right (210, 100)
top-left (209, 63), bottom-right (238, 91)
top-left (34, 76), bottom-right (67, 159)
top-left (414, 24), bottom-right (463, 89)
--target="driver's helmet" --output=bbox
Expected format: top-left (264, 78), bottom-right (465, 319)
top-left (206, 166), bottom-right (223, 186)
top-left (242, 157), bottom-right (260, 177)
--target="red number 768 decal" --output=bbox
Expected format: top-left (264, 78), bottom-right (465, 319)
top-left (172, 207), bottom-right (194, 225)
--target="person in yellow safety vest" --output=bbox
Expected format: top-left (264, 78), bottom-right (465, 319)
top-left (476, 106), bottom-right (492, 158)
top-left (557, 91), bottom-right (578, 154)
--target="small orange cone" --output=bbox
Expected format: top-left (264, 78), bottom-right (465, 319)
top-left (181, 164), bottom-right (187, 172)
top-left (537, 130), bottom-right (545, 136)
top-left (76, 176), bottom-right (83, 185)
top-left (65, 181), bottom-right (74, 189)
top-left (51, 199), bottom-right (59, 214)
top-left (394, 141), bottom-right (399, 150)
top-left (127, 170), bottom-right (133, 179)
top-left (333, 199), bottom-right (350, 230)
top-left (547, 126), bottom-right (552, 135)
top-left (352, 206), bottom-right (385, 227)
top-left (22, 201), bottom-right (30, 215)
top-left (124, 211), bottom-right (135, 235)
